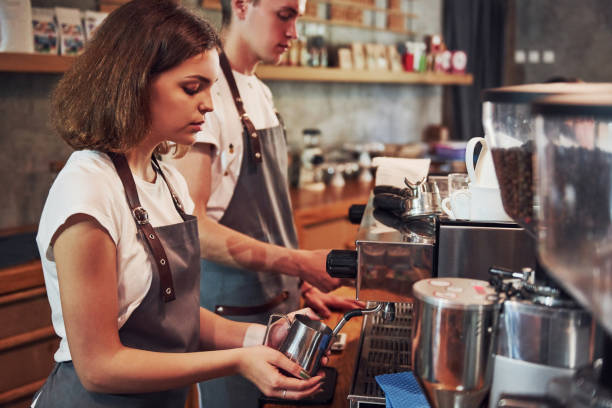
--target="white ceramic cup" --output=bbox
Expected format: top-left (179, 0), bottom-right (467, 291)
top-left (467, 183), bottom-right (512, 222)
top-left (441, 189), bottom-right (471, 220)
top-left (465, 137), bottom-right (499, 188)
top-left (442, 184), bottom-right (512, 222)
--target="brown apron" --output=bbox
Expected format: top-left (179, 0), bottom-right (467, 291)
top-left (198, 52), bottom-right (300, 408)
top-left (33, 153), bottom-right (201, 408)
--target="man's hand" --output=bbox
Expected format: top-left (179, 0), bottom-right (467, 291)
top-left (295, 249), bottom-right (341, 293)
top-left (301, 282), bottom-right (365, 319)
top-left (269, 249), bottom-right (340, 292)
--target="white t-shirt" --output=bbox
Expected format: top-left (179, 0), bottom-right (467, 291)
top-left (36, 150), bottom-right (195, 362)
top-left (196, 69), bottom-right (279, 221)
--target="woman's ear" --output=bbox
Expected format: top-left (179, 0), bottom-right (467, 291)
top-left (233, 0), bottom-right (249, 19)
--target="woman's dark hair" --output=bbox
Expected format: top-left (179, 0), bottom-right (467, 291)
top-left (52, 0), bottom-right (220, 153)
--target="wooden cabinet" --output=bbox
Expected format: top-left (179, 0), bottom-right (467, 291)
top-left (0, 246), bottom-right (199, 408)
top-left (0, 261), bottom-right (57, 408)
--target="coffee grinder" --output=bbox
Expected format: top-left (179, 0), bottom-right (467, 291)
top-left (482, 84), bottom-right (612, 406)
top-left (526, 92), bottom-right (612, 406)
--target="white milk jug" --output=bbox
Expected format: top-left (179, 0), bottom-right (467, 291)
top-left (465, 137), bottom-right (498, 188)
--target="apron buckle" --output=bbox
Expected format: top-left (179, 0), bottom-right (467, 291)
top-left (132, 206), bottom-right (150, 225)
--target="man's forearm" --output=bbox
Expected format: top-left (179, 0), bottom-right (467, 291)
top-left (198, 214), bottom-right (300, 276)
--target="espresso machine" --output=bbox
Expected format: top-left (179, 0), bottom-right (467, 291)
top-left (326, 181), bottom-right (535, 407)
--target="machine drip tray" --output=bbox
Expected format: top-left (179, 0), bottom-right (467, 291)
top-left (348, 302), bottom-right (414, 407)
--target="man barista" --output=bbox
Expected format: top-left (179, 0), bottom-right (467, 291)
top-left (172, 0), bottom-right (363, 406)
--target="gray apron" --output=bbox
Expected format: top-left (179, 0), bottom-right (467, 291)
top-left (33, 154), bottom-right (201, 408)
top-left (199, 52), bottom-right (300, 408)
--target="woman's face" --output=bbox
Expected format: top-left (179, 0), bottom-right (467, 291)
top-left (148, 49), bottom-right (219, 146)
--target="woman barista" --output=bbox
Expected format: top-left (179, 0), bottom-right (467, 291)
top-left (32, 1), bottom-right (323, 406)
top-left (170, 0), bottom-right (364, 405)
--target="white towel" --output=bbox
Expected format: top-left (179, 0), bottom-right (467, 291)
top-left (372, 157), bottom-right (431, 188)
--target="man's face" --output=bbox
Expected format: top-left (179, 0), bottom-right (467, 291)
top-left (242, 0), bottom-right (306, 65)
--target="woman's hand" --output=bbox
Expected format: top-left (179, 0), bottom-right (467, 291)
top-left (237, 345), bottom-right (324, 399)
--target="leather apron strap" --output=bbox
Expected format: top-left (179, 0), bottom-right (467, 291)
top-left (151, 155), bottom-right (189, 219)
top-left (107, 152), bottom-right (177, 302)
top-left (219, 51), bottom-right (263, 164)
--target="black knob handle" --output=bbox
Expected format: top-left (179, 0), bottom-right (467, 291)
top-left (373, 185), bottom-right (408, 197)
top-left (326, 250), bottom-right (357, 279)
top-left (348, 204), bottom-right (366, 224)
top-left (373, 193), bottom-right (406, 212)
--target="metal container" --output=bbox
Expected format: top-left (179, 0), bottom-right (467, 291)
top-left (265, 304), bottom-right (391, 377)
top-left (412, 277), bottom-right (501, 408)
top-left (489, 290), bottom-right (594, 407)
top-left (496, 298), bottom-right (593, 369)
top-left (275, 314), bottom-right (332, 377)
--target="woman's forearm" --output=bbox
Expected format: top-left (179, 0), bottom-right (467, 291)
top-left (80, 346), bottom-right (244, 394)
top-left (198, 307), bottom-right (265, 350)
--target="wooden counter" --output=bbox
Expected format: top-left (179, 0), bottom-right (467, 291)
top-left (262, 286), bottom-right (363, 408)
top-left (291, 181), bottom-right (372, 250)
top-left (290, 181), bottom-right (373, 213)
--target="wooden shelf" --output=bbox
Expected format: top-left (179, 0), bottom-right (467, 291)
top-left (202, 0), bottom-right (416, 15)
top-left (256, 64), bottom-right (473, 85)
top-left (311, 0), bottom-right (417, 16)
top-left (298, 15), bottom-right (415, 35)
top-left (0, 53), bottom-right (473, 85)
top-left (0, 52), bottom-right (72, 74)
top-left (201, 0), bottom-right (416, 35)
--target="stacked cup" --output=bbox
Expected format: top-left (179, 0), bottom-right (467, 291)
top-left (441, 173), bottom-right (470, 219)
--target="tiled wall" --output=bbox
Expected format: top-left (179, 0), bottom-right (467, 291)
top-left (1, 0), bottom-right (443, 229)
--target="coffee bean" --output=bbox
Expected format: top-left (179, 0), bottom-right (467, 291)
top-left (543, 144), bottom-right (612, 242)
top-left (492, 141), bottom-right (536, 232)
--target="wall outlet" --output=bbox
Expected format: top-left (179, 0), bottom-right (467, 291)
top-left (528, 50), bottom-right (540, 64)
top-left (542, 50), bottom-right (555, 64)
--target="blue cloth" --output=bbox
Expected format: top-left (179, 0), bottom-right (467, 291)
top-left (375, 371), bottom-right (431, 408)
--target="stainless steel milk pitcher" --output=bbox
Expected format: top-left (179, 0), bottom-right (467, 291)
top-left (264, 303), bottom-right (394, 377)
